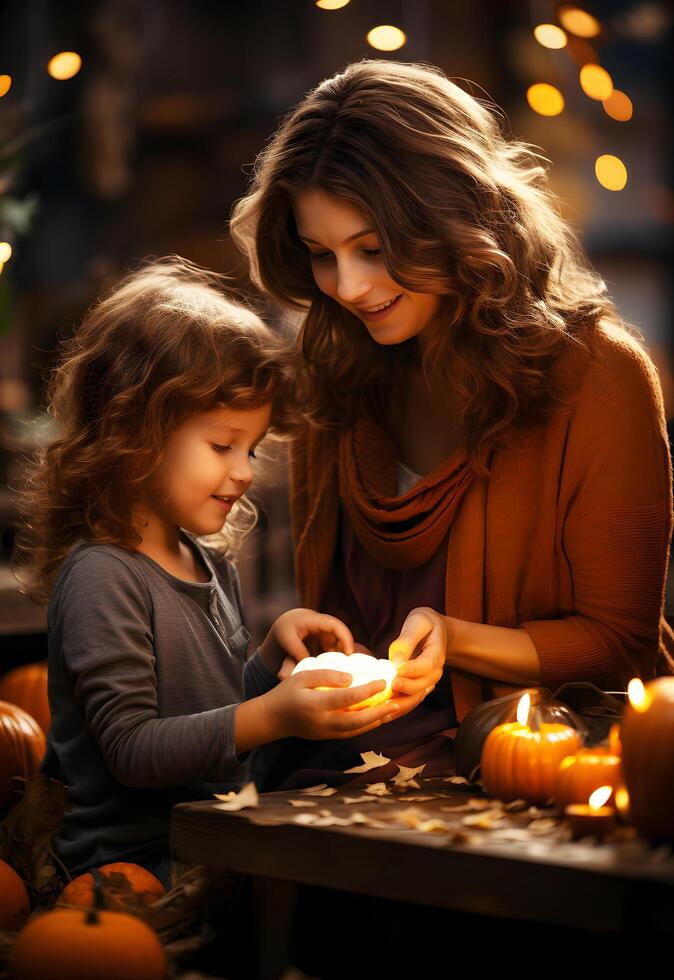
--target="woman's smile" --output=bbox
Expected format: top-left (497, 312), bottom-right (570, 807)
top-left (356, 293), bottom-right (404, 322)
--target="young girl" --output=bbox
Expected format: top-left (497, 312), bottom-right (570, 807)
top-left (12, 255), bottom-right (402, 890)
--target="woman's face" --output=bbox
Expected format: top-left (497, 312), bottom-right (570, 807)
top-left (292, 188), bottom-right (442, 346)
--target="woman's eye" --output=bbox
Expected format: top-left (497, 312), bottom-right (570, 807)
top-left (308, 247), bottom-right (382, 262)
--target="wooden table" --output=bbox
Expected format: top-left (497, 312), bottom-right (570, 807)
top-left (170, 776), bottom-right (674, 978)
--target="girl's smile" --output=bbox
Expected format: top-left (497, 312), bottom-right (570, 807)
top-left (134, 402), bottom-right (272, 549)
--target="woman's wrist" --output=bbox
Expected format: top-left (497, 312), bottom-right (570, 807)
top-left (443, 614), bottom-right (541, 685)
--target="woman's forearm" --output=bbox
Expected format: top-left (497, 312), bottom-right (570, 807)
top-left (446, 616), bottom-right (542, 686)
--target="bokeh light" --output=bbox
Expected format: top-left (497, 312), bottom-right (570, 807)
top-left (366, 25), bottom-right (406, 51)
top-left (0, 242), bottom-right (12, 263)
top-left (533, 24), bottom-right (567, 49)
top-left (603, 89), bottom-right (633, 121)
top-left (595, 154), bottom-right (628, 191)
top-left (558, 6), bottom-right (601, 38)
top-left (0, 74), bottom-right (12, 97)
top-left (47, 51), bottom-right (82, 81)
top-left (579, 63), bottom-right (613, 100)
top-left (526, 83), bottom-right (565, 116)
top-left (315, 0), bottom-right (350, 9)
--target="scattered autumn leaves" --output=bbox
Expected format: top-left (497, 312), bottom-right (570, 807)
top-left (212, 752), bottom-right (673, 865)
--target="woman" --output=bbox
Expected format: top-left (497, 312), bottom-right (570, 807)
top-left (229, 59), bottom-right (674, 794)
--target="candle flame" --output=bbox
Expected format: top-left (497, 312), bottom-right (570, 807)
top-left (516, 692), bottom-right (531, 726)
top-left (627, 677), bottom-right (649, 711)
top-left (615, 785), bottom-right (629, 812)
top-left (589, 785), bottom-right (612, 809)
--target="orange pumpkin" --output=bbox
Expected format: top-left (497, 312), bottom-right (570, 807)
top-left (481, 721), bottom-right (582, 803)
top-left (58, 862), bottom-right (165, 908)
top-left (553, 747), bottom-right (622, 810)
top-left (0, 662), bottom-right (50, 736)
top-left (0, 700), bottom-right (46, 814)
top-left (620, 676), bottom-right (674, 842)
top-left (0, 859), bottom-right (31, 931)
top-left (7, 906), bottom-right (168, 980)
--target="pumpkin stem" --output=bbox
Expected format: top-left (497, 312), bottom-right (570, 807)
top-left (85, 867), bottom-right (106, 924)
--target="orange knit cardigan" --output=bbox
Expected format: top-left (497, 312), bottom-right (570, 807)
top-left (288, 325), bottom-right (674, 723)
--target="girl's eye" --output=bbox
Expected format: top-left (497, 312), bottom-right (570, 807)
top-left (211, 445), bottom-right (257, 459)
top-left (308, 248), bottom-right (382, 262)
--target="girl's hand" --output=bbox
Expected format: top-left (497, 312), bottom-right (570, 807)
top-left (263, 669), bottom-right (401, 740)
top-left (262, 608), bottom-right (355, 680)
top-left (388, 607), bottom-right (453, 700)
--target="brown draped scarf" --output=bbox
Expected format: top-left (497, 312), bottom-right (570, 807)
top-left (337, 417), bottom-right (475, 569)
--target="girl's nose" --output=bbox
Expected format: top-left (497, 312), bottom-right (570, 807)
top-left (229, 455), bottom-right (254, 487)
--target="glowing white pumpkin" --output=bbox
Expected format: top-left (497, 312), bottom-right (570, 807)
top-left (291, 651), bottom-right (397, 710)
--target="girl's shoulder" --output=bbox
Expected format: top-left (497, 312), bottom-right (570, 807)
top-left (50, 538), bottom-right (151, 613)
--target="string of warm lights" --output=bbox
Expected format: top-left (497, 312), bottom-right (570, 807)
top-left (315, 0), bottom-right (407, 51)
top-left (529, 4), bottom-right (632, 192)
top-left (315, 2), bottom-right (638, 195)
top-left (0, 51), bottom-right (82, 276)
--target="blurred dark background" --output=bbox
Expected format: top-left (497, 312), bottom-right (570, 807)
top-left (1, 0), bottom-right (672, 667)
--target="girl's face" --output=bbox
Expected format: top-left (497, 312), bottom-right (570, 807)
top-left (292, 188), bottom-right (442, 346)
top-left (144, 403), bottom-right (271, 537)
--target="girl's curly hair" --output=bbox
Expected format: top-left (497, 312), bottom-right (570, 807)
top-left (11, 255), bottom-right (302, 604)
top-left (229, 58), bottom-right (646, 474)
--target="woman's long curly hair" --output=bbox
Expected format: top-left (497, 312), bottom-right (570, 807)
top-left (229, 58), bottom-right (644, 475)
top-left (12, 255), bottom-right (301, 604)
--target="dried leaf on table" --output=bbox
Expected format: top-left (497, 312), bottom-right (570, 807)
top-left (396, 806), bottom-right (427, 828)
top-left (462, 808), bottom-right (505, 829)
top-left (396, 795), bottom-right (438, 802)
top-left (364, 782), bottom-right (391, 796)
top-left (292, 813), bottom-right (353, 827)
top-left (343, 750), bottom-right (391, 773)
top-left (298, 784), bottom-right (338, 797)
top-left (439, 797), bottom-right (496, 814)
top-left (212, 781), bottom-right (259, 810)
top-left (527, 818), bottom-right (560, 835)
top-left (348, 812), bottom-right (391, 829)
top-left (502, 799), bottom-right (530, 812)
top-left (437, 775), bottom-right (470, 785)
top-left (288, 800), bottom-right (319, 807)
top-left (392, 764), bottom-right (426, 789)
top-left (416, 818), bottom-right (454, 834)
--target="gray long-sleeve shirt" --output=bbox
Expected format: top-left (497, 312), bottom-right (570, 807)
top-left (40, 528), bottom-right (281, 876)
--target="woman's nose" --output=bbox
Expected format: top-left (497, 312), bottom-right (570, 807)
top-left (336, 261), bottom-right (371, 306)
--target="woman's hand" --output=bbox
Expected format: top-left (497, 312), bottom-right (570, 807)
top-left (263, 669), bottom-right (401, 740)
top-left (261, 608), bottom-right (355, 680)
top-left (388, 607), bottom-right (453, 700)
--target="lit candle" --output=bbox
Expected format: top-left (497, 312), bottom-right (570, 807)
top-left (565, 786), bottom-right (616, 839)
top-left (481, 693), bottom-right (583, 803)
top-left (620, 676), bottom-right (674, 842)
top-left (291, 651), bottom-right (398, 710)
